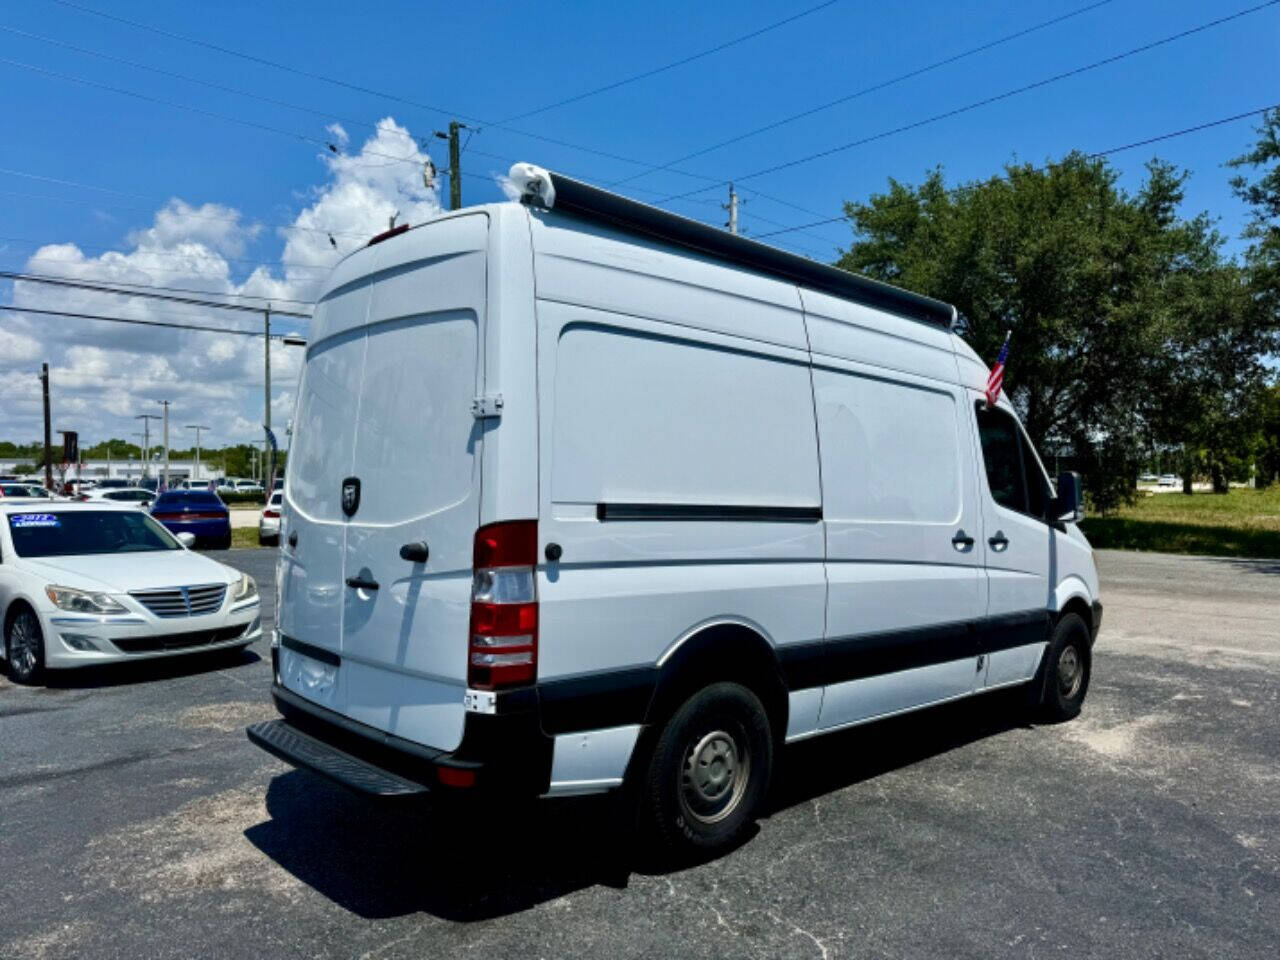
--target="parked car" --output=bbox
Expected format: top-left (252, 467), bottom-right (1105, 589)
top-left (149, 490), bottom-right (231, 549)
top-left (81, 487), bottom-right (154, 507)
top-left (1158, 474), bottom-right (1180, 487)
top-left (0, 502), bottom-right (260, 684)
top-left (248, 167), bottom-right (1100, 859)
top-left (94, 478), bottom-right (133, 490)
top-left (234, 480), bottom-right (264, 495)
top-left (259, 491), bottom-right (283, 545)
top-left (1138, 473), bottom-right (1158, 483)
top-left (1, 483), bottom-right (57, 500)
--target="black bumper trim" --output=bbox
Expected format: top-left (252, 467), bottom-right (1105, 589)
top-left (260, 684), bottom-right (553, 796)
top-left (247, 719), bottom-right (428, 796)
top-left (1090, 601), bottom-right (1103, 641)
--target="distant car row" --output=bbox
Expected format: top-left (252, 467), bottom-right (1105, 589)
top-left (1138, 473), bottom-right (1182, 487)
top-left (0, 475), bottom-right (277, 496)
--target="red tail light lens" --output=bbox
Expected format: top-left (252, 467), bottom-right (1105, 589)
top-left (468, 520), bottom-right (538, 689)
top-left (263, 509), bottom-right (280, 518)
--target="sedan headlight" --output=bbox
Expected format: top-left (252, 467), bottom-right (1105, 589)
top-left (44, 585), bottom-right (127, 614)
top-left (233, 572), bottom-right (258, 602)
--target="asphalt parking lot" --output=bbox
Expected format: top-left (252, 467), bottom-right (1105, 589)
top-left (1, 549), bottom-right (1276, 959)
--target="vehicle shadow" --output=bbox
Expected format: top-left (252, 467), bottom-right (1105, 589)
top-left (243, 691), bottom-right (1028, 922)
top-left (43, 645), bottom-right (261, 690)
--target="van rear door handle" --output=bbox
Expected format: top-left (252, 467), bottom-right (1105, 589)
top-left (951, 530), bottom-right (975, 549)
top-left (399, 541), bottom-right (429, 563)
top-left (988, 531), bottom-right (1009, 551)
top-left (345, 576), bottom-right (379, 590)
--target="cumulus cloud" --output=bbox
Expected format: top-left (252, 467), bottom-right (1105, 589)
top-left (0, 116), bottom-right (446, 448)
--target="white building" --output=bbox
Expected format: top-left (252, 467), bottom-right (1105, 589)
top-left (0, 457), bottom-right (221, 484)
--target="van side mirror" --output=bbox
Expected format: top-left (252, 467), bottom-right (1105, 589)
top-left (1051, 472), bottom-right (1084, 524)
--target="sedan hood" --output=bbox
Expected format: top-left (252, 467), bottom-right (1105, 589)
top-left (22, 550), bottom-right (237, 593)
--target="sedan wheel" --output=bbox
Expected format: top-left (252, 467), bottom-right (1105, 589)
top-left (6, 608), bottom-right (45, 685)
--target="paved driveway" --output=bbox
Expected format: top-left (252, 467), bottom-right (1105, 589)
top-left (0, 549), bottom-right (1276, 959)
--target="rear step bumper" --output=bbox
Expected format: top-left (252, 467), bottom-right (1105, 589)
top-left (248, 683), bottom-right (553, 797)
top-left (247, 720), bottom-right (428, 796)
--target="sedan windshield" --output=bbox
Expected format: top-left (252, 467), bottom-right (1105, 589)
top-left (7, 511), bottom-right (180, 557)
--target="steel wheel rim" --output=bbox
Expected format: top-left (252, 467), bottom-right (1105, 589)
top-left (1057, 643), bottom-right (1083, 700)
top-left (679, 727), bottom-right (750, 825)
top-left (9, 613), bottom-right (39, 677)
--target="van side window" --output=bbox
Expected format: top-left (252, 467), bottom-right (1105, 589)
top-left (976, 404), bottom-right (1026, 512)
top-left (974, 403), bottom-right (1052, 519)
top-left (1019, 429), bottom-right (1053, 518)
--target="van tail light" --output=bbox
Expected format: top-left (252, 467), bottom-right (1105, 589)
top-left (468, 520), bottom-right (538, 689)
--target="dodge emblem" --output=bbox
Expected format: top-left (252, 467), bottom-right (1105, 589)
top-left (341, 476), bottom-right (361, 517)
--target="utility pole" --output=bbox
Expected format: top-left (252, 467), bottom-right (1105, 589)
top-left (135, 414), bottom-right (160, 480)
top-left (158, 400), bottom-right (171, 489)
top-left (263, 304), bottom-right (271, 437)
top-left (131, 432), bottom-right (145, 483)
top-left (186, 425), bottom-right (210, 483)
top-left (723, 183), bottom-right (740, 235)
top-left (40, 362), bottom-right (52, 491)
top-left (435, 122), bottom-right (466, 210)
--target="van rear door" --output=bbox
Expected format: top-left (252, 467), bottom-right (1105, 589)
top-left (281, 214), bottom-right (487, 753)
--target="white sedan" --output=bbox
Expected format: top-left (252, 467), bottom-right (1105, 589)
top-left (259, 490), bottom-right (283, 545)
top-left (0, 502), bottom-right (261, 684)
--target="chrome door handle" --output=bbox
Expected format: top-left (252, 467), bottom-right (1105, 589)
top-left (988, 531), bottom-right (1009, 552)
top-left (951, 530), bottom-right (975, 549)
top-left (345, 576), bottom-right (379, 590)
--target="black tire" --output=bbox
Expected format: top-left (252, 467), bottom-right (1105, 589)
top-left (217, 533), bottom-right (233, 550)
top-left (5, 605), bottom-right (46, 685)
top-left (259, 534), bottom-right (278, 547)
top-left (640, 681), bottom-right (773, 858)
top-left (1033, 612), bottom-right (1091, 723)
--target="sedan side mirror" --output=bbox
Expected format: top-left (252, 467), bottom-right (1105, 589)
top-left (1051, 472), bottom-right (1084, 524)
top-left (176, 531), bottom-right (197, 548)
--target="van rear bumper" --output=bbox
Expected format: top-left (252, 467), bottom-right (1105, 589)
top-left (250, 683), bottom-right (554, 797)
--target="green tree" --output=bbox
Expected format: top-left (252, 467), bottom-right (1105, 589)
top-left (1230, 108), bottom-right (1280, 316)
top-left (837, 153), bottom-right (1274, 510)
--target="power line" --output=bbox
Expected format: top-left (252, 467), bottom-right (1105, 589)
top-left (0, 235), bottom-right (335, 273)
top-left (0, 268), bottom-right (316, 305)
top-left (0, 271), bottom-right (312, 317)
top-left (751, 102), bottom-right (1280, 240)
top-left (0, 303), bottom-right (290, 337)
top-left (39, 0), bottom-right (767, 192)
top-left (610, 0), bottom-right (1114, 187)
top-left (659, 0), bottom-right (1280, 203)
top-left (495, 1), bottom-right (837, 124)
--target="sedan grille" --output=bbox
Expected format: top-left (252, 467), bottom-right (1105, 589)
top-left (130, 583), bottom-right (227, 618)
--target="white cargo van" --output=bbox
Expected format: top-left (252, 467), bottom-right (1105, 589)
top-left (248, 165), bottom-right (1101, 856)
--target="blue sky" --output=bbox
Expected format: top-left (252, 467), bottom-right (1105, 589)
top-left (1, 0), bottom-right (1277, 442)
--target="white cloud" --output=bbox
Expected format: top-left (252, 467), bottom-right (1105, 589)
top-left (0, 117), bottom-right (447, 449)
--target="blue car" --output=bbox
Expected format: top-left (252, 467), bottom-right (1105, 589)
top-left (149, 491), bottom-right (231, 549)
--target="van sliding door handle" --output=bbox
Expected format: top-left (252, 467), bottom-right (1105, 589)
top-left (345, 576), bottom-right (380, 590)
top-left (399, 541), bottom-right (429, 563)
top-left (951, 530), bottom-right (975, 549)
top-left (988, 532), bottom-right (1009, 552)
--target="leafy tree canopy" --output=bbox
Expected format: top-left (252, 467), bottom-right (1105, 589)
top-left (837, 152), bottom-right (1277, 509)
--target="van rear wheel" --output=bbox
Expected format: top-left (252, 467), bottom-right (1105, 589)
top-left (640, 681), bottom-right (772, 857)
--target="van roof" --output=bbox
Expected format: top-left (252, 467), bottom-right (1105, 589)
top-left (333, 168), bottom-right (957, 330)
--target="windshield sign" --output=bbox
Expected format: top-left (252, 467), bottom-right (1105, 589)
top-left (7, 510), bottom-right (180, 557)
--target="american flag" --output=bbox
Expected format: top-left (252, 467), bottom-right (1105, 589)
top-left (985, 331), bottom-right (1010, 407)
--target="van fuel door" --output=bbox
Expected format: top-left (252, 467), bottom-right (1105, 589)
top-left (471, 394), bottom-right (504, 419)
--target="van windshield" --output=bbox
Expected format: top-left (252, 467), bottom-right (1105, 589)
top-left (7, 511), bottom-right (180, 557)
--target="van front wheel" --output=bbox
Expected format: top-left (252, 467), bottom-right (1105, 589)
top-left (1034, 612), bottom-right (1091, 723)
top-left (641, 681), bottom-right (772, 857)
